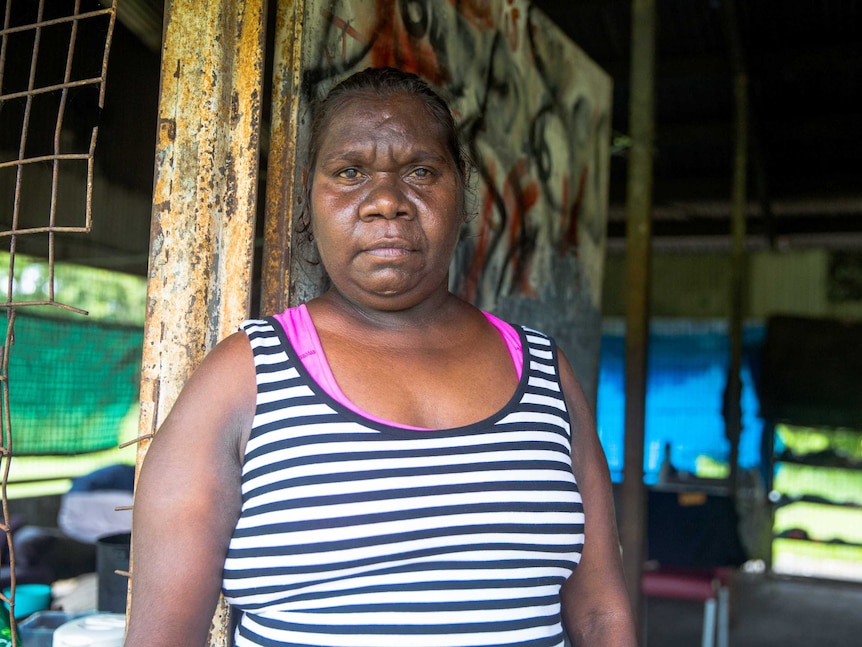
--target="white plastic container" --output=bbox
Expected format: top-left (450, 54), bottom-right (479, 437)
top-left (18, 611), bottom-right (84, 647)
top-left (52, 613), bottom-right (125, 647)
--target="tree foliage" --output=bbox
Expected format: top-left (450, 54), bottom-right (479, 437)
top-left (1, 252), bottom-right (146, 325)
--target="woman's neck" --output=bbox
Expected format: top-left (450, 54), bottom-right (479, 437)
top-left (313, 286), bottom-right (464, 335)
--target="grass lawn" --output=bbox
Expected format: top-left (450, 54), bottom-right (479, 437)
top-left (772, 424), bottom-right (862, 582)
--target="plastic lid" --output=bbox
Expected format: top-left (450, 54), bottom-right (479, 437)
top-left (53, 613), bottom-right (125, 647)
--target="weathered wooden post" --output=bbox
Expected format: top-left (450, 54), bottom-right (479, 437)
top-left (723, 0), bottom-right (749, 498)
top-left (132, 1), bottom-right (266, 644)
top-left (261, 0), bottom-right (306, 314)
top-left (621, 0), bottom-right (656, 629)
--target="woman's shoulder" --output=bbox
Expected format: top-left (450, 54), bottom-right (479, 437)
top-left (177, 332), bottom-right (256, 405)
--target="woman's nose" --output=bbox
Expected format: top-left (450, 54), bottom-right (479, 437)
top-left (359, 175), bottom-right (414, 220)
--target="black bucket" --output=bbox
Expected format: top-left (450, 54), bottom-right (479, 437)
top-left (96, 532), bottom-right (131, 614)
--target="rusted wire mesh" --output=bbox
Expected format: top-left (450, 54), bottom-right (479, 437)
top-left (0, 0), bottom-right (117, 636)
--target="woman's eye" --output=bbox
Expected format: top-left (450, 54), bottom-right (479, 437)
top-left (410, 167), bottom-right (432, 179)
top-left (338, 168), bottom-right (360, 180)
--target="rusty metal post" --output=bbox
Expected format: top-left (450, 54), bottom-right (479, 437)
top-left (133, 0), bottom-right (267, 644)
top-left (261, 0), bottom-right (305, 315)
top-left (723, 0), bottom-right (748, 497)
top-left (620, 0), bottom-right (656, 630)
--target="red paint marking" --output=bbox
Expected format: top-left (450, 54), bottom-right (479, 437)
top-left (321, 8), bottom-right (369, 46)
top-left (504, 159), bottom-right (539, 248)
top-left (507, 7), bottom-right (520, 50)
top-left (500, 159), bottom-right (540, 297)
top-left (448, 0), bottom-right (496, 31)
top-left (564, 166), bottom-right (588, 253)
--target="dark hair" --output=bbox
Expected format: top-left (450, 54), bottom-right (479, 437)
top-left (300, 67), bottom-right (469, 238)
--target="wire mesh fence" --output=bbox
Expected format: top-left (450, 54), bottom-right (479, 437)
top-left (0, 0), bottom-right (118, 636)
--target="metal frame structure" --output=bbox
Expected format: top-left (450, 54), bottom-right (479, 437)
top-left (0, 1), bottom-right (118, 639)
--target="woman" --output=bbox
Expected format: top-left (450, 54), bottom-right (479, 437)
top-left (125, 67), bottom-right (636, 646)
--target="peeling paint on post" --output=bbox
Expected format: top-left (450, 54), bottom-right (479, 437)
top-left (133, 1), bottom-right (266, 644)
top-left (261, 0), bottom-right (305, 314)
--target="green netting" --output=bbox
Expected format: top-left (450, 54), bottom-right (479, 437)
top-left (1, 310), bottom-right (143, 455)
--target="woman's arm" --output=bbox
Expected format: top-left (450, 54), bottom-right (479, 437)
top-left (124, 332), bottom-right (256, 647)
top-left (557, 349), bottom-right (638, 646)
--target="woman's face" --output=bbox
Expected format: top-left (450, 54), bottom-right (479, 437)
top-left (309, 93), bottom-right (464, 312)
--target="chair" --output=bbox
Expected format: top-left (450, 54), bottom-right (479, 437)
top-left (642, 487), bottom-right (745, 646)
top-left (641, 565), bottom-right (730, 647)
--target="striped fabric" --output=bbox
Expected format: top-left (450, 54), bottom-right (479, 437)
top-left (223, 317), bottom-right (584, 647)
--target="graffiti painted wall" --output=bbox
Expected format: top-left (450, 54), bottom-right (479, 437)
top-left (296, 0), bottom-right (612, 400)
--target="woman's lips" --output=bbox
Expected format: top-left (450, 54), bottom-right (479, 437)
top-left (363, 240), bottom-right (415, 257)
top-left (365, 247), bottom-right (411, 257)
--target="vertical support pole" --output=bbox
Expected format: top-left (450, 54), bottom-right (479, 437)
top-left (620, 0), bottom-right (656, 630)
top-left (723, 0), bottom-right (748, 498)
top-left (726, 71), bottom-right (747, 496)
top-left (134, 1), bottom-right (267, 645)
top-left (261, 0), bottom-right (305, 315)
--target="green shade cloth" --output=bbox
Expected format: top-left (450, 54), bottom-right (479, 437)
top-left (1, 311), bottom-right (142, 455)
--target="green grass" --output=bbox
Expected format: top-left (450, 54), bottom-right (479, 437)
top-left (777, 424), bottom-right (862, 461)
top-left (773, 424), bottom-right (862, 581)
top-left (0, 252), bottom-right (146, 325)
top-left (774, 537), bottom-right (862, 563)
top-left (773, 538), bottom-right (862, 581)
top-left (774, 463), bottom-right (862, 506)
top-left (695, 454), bottom-right (730, 479)
top-left (774, 502), bottom-right (862, 545)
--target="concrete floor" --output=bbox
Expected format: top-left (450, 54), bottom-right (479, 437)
top-left (644, 572), bottom-right (862, 646)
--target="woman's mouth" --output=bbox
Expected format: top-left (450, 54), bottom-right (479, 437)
top-left (364, 242), bottom-right (414, 257)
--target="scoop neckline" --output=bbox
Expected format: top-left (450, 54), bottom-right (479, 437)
top-left (266, 315), bottom-right (532, 438)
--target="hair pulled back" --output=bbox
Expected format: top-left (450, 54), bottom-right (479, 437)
top-left (301, 67), bottom-right (469, 237)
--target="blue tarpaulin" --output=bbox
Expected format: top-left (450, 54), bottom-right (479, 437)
top-left (596, 321), bottom-right (765, 483)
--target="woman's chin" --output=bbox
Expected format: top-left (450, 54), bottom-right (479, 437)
top-left (334, 279), bottom-right (448, 312)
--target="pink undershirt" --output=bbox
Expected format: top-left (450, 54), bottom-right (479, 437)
top-left (273, 304), bottom-right (523, 431)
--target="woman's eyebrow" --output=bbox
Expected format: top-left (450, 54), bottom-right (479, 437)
top-left (319, 149), bottom-right (368, 164)
top-left (408, 149), bottom-right (448, 162)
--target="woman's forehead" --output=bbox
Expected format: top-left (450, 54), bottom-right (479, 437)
top-left (328, 93), bottom-right (430, 126)
top-left (319, 95), bottom-right (450, 155)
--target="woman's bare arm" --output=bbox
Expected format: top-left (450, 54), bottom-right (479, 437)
top-left (124, 332), bottom-right (256, 646)
top-left (557, 350), bottom-right (638, 646)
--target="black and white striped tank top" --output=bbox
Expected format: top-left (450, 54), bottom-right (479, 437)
top-left (223, 317), bottom-right (584, 647)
